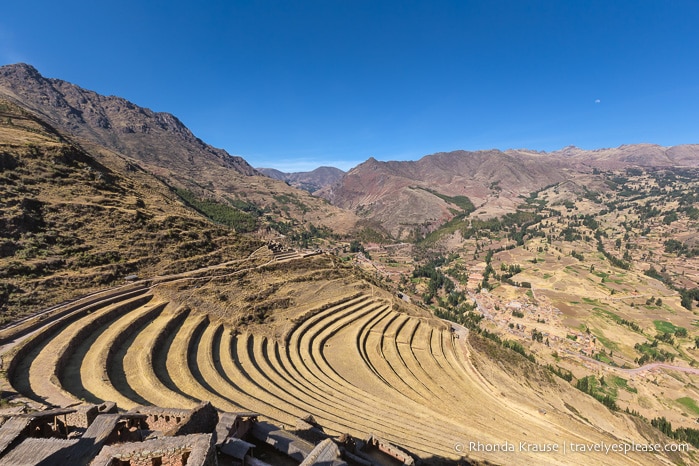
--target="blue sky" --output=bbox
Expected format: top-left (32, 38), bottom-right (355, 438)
top-left (2, 1), bottom-right (698, 172)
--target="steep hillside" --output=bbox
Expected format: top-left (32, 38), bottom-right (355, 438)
top-left (321, 151), bottom-right (572, 239)
top-left (0, 98), bottom-right (260, 322)
top-left (0, 64), bottom-right (256, 177)
top-left (322, 146), bottom-right (699, 239)
top-left (0, 63), bottom-right (357, 236)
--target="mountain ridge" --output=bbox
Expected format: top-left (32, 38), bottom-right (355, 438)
top-left (3, 62), bottom-right (698, 242)
top-left (0, 63), bottom-right (357, 235)
top-left (321, 144), bottom-right (699, 239)
top-left (0, 63), bottom-right (257, 176)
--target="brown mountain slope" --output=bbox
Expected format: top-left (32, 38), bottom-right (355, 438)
top-left (0, 63), bottom-right (356, 235)
top-left (0, 98), bottom-right (261, 322)
top-left (0, 63), bottom-right (256, 176)
top-left (321, 145), bottom-right (699, 239)
top-left (321, 151), bottom-right (573, 238)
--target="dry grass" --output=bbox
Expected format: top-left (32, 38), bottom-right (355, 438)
top-left (0, 99), bottom-right (262, 322)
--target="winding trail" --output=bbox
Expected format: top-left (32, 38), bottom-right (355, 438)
top-left (567, 350), bottom-right (699, 376)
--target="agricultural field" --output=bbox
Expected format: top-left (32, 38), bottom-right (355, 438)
top-left (383, 167), bottom-right (699, 452)
top-left (1, 248), bottom-right (690, 465)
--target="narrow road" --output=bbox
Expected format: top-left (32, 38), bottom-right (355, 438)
top-left (571, 351), bottom-right (699, 376)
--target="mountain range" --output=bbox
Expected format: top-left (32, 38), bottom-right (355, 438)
top-left (2, 62), bottom-right (699, 243)
top-left (0, 63), bottom-right (356, 236)
top-left (320, 145), bottom-right (699, 238)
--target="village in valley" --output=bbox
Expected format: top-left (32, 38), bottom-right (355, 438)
top-left (353, 167), bottom-right (699, 431)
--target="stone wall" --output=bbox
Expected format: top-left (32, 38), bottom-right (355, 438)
top-left (129, 402), bottom-right (218, 437)
top-left (65, 402), bottom-right (117, 429)
top-left (136, 407), bottom-right (191, 434)
top-left (91, 433), bottom-right (216, 466)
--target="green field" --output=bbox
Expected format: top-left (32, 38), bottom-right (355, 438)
top-left (593, 307), bottom-right (622, 323)
top-left (676, 397), bottom-right (699, 415)
top-left (591, 329), bottom-right (619, 351)
top-left (654, 320), bottom-right (680, 334)
top-left (609, 375), bottom-right (637, 393)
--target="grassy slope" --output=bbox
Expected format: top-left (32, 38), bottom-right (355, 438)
top-left (0, 99), bottom-right (260, 323)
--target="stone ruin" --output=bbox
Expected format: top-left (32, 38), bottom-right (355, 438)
top-left (0, 402), bottom-right (417, 466)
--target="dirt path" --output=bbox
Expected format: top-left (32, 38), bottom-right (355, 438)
top-left (569, 350), bottom-right (699, 376)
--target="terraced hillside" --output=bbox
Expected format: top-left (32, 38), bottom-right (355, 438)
top-left (1, 251), bottom-right (687, 465)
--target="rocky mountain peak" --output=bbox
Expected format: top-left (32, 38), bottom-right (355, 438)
top-left (0, 63), bottom-right (257, 177)
top-left (0, 62), bottom-right (42, 80)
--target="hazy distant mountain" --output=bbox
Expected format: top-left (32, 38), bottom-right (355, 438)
top-left (545, 143), bottom-right (699, 168)
top-left (320, 145), bottom-right (699, 239)
top-left (257, 166), bottom-right (345, 193)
